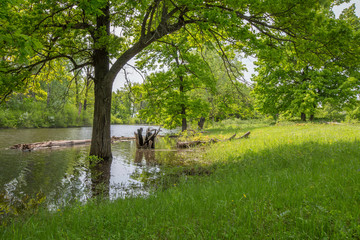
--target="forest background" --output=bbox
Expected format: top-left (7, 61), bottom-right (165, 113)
top-left (1, 0), bottom-right (359, 130)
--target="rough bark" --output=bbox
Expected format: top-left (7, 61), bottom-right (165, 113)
top-left (90, 74), bottom-right (113, 159)
top-left (90, 4), bottom-right (112, 159)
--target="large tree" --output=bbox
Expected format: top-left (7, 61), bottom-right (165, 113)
top-left (252, 4), bottom-right (360, 121)
top-left (1, 0), bottom-right (343, 159)
top-left (135, 31), bottom-right (216, 131)
top-left (253, 54), bottom-right (359, 121)
top-left (201, 49), bottom-right (253, 122)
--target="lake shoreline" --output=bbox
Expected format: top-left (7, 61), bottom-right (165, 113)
top-left (2, 123), bottom-right (360, 239)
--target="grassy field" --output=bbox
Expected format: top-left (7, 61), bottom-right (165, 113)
top-left (1, 122), bottom-right (360, 239)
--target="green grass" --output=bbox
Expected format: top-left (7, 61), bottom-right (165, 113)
top-left (2, 123), bottom-right (360, 239)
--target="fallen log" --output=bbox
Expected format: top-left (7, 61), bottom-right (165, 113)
top-left (238, 131), bottom-right (250, 139)
top-left (176, 140), bottom-right (208, 148)
top-left (10, 136), bottom-right (136, 151)
top-left (9, 140), bottom-right (92, 151)
top-left (111, 136), bottom-right (135, 143)
top-left (176, 131), bottom-right (250, 148)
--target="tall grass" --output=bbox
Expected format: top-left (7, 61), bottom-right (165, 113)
top-left (1, 123), bottom-right (360, 239)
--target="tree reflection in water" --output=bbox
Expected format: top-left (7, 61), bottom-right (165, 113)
top-left (90, 159), bottom-right (112, 198)
top-left (0, 127), bottom-right (182, 215)
top-left (134, 149), bottom-right (156, 166)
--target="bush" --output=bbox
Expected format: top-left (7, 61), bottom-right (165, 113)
top-left (315, 104), bottom-right (346, 121)
top-left (0, 101), bottom-right (94, 128)
top-left (128, 117), bottom-right (144, 125)
top-left (111, 115), bottom-right (123, 124)
top-left (0, 109), bottom-right (18, 128)
top-left (80, 111), bottom-right (92, 126)
top-left (345, 106), bottom-right (360, 122)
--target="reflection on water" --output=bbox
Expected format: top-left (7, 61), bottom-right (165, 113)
top-left (0, 125), bottom-right (181, 214)
top-left (135, 149), bottom-right (156, 165)
top-left (91, 158), bottom-right (112, 198)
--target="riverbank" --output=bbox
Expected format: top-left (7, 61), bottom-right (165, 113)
top-left (2, 123), bottom-right (360, 239)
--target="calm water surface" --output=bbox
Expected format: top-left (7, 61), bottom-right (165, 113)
top-left (0, 125), bottom-right (178, 210)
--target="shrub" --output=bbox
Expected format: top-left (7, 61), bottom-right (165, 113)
top-left (111, 115), bottom-right (123, 124)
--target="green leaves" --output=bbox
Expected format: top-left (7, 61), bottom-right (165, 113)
top-left (2, 0), bottom-right (358, 126)
top-left (253, 34), bottom-right (360, 120)
top-left (252, 0), bottom-right (360, 120)
top-left (134, 31), bottom-right (215, 129)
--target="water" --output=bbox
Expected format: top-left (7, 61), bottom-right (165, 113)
top-left (0, 125), bottom-right (179, 211)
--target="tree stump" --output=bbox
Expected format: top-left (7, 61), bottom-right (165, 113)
top-left (134, 127), bottom-right (160, 149)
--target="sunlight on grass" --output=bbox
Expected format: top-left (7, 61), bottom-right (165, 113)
top-left (2, 123), bottom-right (360, 239)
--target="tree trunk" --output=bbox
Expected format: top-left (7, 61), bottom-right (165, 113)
top-left (78, 102), bottom-right (82, 117)
top-left (46, 83), bottom-right (51, 108)
top-left (310, 114), bottom-right (314, 121)
top-left (90, 80), bottom-right (113, 159)
top-left (88, 4), bottom-right (185, 158)
top-left (310, 104), bottom-right (316, 121)
top-left (75, 76), bottom-right (82, 117)
top-left (75, 75), bottom-right (80, 110)
top-left (83, 67), bottom-right (92, 111)
top-left (198, 117), bottom-right (205, 130)
top-left (89, 4), bottom-right (112, 160)
top-left (89, 34), bottom-right (148, 159)
top-left (301, 112), bottom-right (306, 121)
top-left (181, 106), bottom-right (187, 132)
top-left (177, 54), bottom-right (187, 132)
top-left (83, 98), bottom-right (87, 111)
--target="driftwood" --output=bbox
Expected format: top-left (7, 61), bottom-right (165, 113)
top-left (10, 136), bottom-right (136, 151)
top-left (176, 131), bottom-right (251, 148)
top-left (134, 127), bottom-right (161, 149)
top-left (167, 135), bottom-right (179, 138)
top-left (10, 140), bottom-right (92, 151)
top-left (240, 131), bottom-right (251, 139)
top-left (176, 140), bottom-right (208, 148)
top-left (10, 130), bottom-right (250, 151)
top-left (111, 136), bottom-right (135, 143)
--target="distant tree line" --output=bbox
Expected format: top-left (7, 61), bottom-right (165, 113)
top-left (1, 0), bottom-right (360, 159)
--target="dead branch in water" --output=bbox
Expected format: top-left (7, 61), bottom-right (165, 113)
top-left (134, 127), bottom-right (161, 149)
